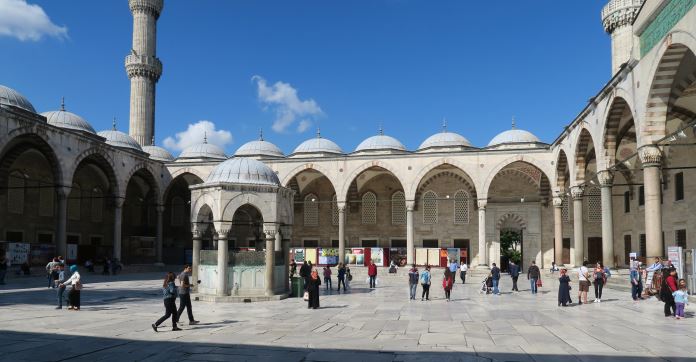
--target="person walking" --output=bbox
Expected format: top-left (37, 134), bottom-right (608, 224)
top-left (290, 260), bottom-right (297, 277)
top-left (176, 265), bottom-right (199, 325)
top-left (673, 279), bottom-right (689, 320)
top-left (448, 260), bottom-right (459, 288)
top-left (307, 269), bottom-right (321, 309)
top-left (459, 263), bottom-right (468, 284)
top-left (420, 265), bottom-right (431, 301)
top-left (490, 263), bottom-right (501, 295)
top-left (408, 265), bottom-right (419, 300)
top-left (577, 261), bottom-right (590, 305)
top-left (368, 261), bottom-right (377, 289)
top-left (299, 261), bottom-right (310, 290)
top-left (61, 265), bottom-right (81, 311)
top-left (509, 261), bottom-right (520, 292)
top-left (323, 266), bottom-right (333, 291)
top-left (0, 251), bottom-right (9, 285)
top-left (55, 264), bottom-right (67, 309)
top-left (527, 260), bottom-right (541, 295)
top-left (443, 268), bottom-right (454, 301)
top-left (345, 266), bottom-right (352, 290)
top-left (152, 272), bottom-right (180, 332)
top-left (636, 264), bottom-right (644, 299)
top-left (336, 262), bottom-right (347, 292)
top-left (593, 262), bottom-right (606, 303)
top-left (630, 265), bottom-right (641, 301)
top-left (558, 268), bottom-right (572, 306)
top-left (662, 268), bottom-right (678, 317)
top-left (45, 258), bottom-right (59, 288)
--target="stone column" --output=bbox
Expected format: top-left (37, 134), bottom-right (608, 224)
top-left (264, 226), bottom-right (276, 297)
top-left (571, 186), bottom-right (584, 267)
top-left (477, 199), bottom-right (488, 267)
top-left (216, 230), bottom-right (229, 297)
top-left (274, 230), bottom-right (282, 252)
top-left (406, 201), bottom-right (415, 265)
top-left (191, 226), bottom-right (202, 292)
top-left (640, 145), bottom-right (664, 259)
top-left (553, 196), bottom-right (564, 265)
top-left (113, 198), bottom-right (124, 261)
top-left (337, 203), bottom-right (346, 264)
top-left (282, 239), bottom-right (291, 292)
top-left (155, 205), bottom-right (164, 265)
top-left (598, 171), bottom-right (615, 268)
top-left (55, 186), bottom-right (70, 258)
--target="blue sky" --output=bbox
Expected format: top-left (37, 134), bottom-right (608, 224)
top-left (0, 0), bottom-right (612, 154)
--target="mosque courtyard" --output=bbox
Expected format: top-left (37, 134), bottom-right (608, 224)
top-left (0, 271), bottom-right (694, 362)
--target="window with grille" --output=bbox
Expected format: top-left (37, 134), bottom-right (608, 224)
top-left (331, 194), bottom-right (339, 226)
top-left (675, 172), bottom-right (684, 201)
top-left (676, 229), bottom-right (687, 249)
top-left (561, 196), bottom-right (569, 223)
top-left (361, 192), bottom-right (377, 224)
top-left (624, 191), bottom-right (630, 213)
top-left (171, 196), bottom-right (186, 226)
top-left (391, 191), bottom-right (406, 225)
top-left (586, 187), bottom-right (601, 222)
top-left (640, 234), bottom-right (646, 258)
top-left (639, 186), bottom-right (644, 206)
top-left (91, 188), bottom-right (103, 222)
top-left (39, 177), bottom-right (54, 217)
top-left (304, 194), bottom-right (319, 226)
top-left (422, 190), bottom-right (438, 224)
top-left (68, 183), bottom-right (81, 221)
top-left (453, 190), bottom-right (469, 224)
top-left (8, 171), bottom-right (25, 214)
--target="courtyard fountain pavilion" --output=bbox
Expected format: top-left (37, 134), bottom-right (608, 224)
top-left (1, 0), bottom-right (696, 299)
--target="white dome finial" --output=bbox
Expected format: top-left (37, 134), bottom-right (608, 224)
top-left (378, 123), bottom-right (384, 136)
top-left (442, 118), bottom-right (447, 132)
top-left (316, 127), bottom-right (322, 139)
top-left (259, 129), bottom-right (264, 141)
top-left (112, 117), bottom-right (117, 131)
top-left (60, 96), bottom-right (65, 111)
top-left (511, 116), bottom-right (516, 129)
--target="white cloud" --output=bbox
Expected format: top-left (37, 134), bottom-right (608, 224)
top-left (163, 120), bottom-right (233, 151)
top-left (0, 0), bottom-right (67, 41)
top-left (252, 75), bottom-right (323, 133)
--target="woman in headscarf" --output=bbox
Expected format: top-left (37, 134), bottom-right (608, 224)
top-left (61, 265), bottom-right (82, 311)
top-left (307, 268), bottom-right (321, 309)
top-left (557, 268), bottom-right (572, 307)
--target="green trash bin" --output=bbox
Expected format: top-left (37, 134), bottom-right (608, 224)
top-left (291, 276), bottom-right (305, 298)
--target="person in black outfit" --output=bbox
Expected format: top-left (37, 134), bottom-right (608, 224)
top-left (490, 263), bottom-right (501, 295)
top-left (152, 272), bottom-right (181, 332)
top-left (299, 261), bottom-right (310, 290)
top-left (176, 265), bottom-right (199, 325)
top-left (558, 268), bottom-right (572, 306)
top-left (306, 269), bottom-right (321, 309)
top-left (508, 261), bottom-right (520, 292)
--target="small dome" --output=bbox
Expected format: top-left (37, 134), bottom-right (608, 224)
top-left (487, 129), bottom-right (541, 147)
top-left (419, 131), bottom-right (472, 150)
top-left (235, 134), bottom-right (284, 157)
top-left (142, 145), bottom-right (174, 162)
top-left (179, 142), bottom-right (227, 160)
top-left (355, 129), bottom-right (406, 152)
top-left (0, 85), bottom-right (36, 113)
top-left (41, 103), bottom-right (96, 134)
top-left (206, 157), bottom-right (280, 186)
top-left (293, 131), bottom-right (343, 155)
top-left (97, 129), bottom-right (143, 151)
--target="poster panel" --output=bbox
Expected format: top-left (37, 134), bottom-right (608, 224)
top-left (293, 248), bottom-right (305, 263)
top-left (390, 248), bottom-right (407, 267)
top-left (370, 248), bottom-right (384, 265)
top-left (8, 242), bottom-right (30, 265)
top-left (31, 244), bottom-right (55, 265)
top-left (415, 248), bottom-right (428, 265)
top-left (319, 248), bottom-right (338, 265)
top-left (305, 248), bottom-right (317, 265)
top-left (67, 244), bottom-right (78, 262)
top-left (447, 248), bottom-right (460, 265)
top-left (345, 248), bottom-right (364, 265)
top-left (427, 248), bottom-right (440, 266)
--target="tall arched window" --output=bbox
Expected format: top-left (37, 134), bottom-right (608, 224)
top-left (331, 194), bottom-right (339, 226)
top-left (38, 176), bottom-right (54, 217)
top-left (422, 190), bottom-right (438, 224)
top-left (8, 171), bottom-right (25, 214)
top-left (361, 191), bottom-right (377, 225)
top-left (68, 183), bottom-right (81, 220)
top-left (391, 191), bottom-right (406, 225)
top-left (90, 187), bottom-right (103, 222)
top-left (171, 196), bottom-right (186, 226)
top-left (453, 190), bottom-right (469, 224)
top-left (586, 186), bottom-right (601, 222)
top-left (304, 194), bottom-right (319, 226)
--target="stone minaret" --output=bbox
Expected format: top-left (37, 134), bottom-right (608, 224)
top-left (126, 0), bottom-right (163, 146)
top-left (601, 0), bottom-right (644, 75)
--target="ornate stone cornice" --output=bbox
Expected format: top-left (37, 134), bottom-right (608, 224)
top-left (601, 0), bottom-right (643, 34)
top-left (570, 186), bottom-right (584, 200)
top-left (638, 145), bottom-right (662, 168)
top-left (125, 55), bottom-right (162, 81)
top-left (597, 170), bottom-right (614, 187)
top-left (129, 0), bottom-right (163, 19)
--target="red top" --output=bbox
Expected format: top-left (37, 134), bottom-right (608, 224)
top-left (368, 264), bottom-right (377, 276)
top-left (666, 275), bottom-right (678, 292)
top-left (442, 275), bottom-right (453, 290)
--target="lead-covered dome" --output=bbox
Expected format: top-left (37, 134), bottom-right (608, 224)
top-left (488, 129), bottom-right (541, 147)
top-left (142, 145), bottom-right (174, 162)
top-left (97, 130), bottom-right (143, 151)
top-left (0, 85), bottom-right (36, 113)
top-left (206, 157), bottom-right (280, 186)
top-left (41, 101), bottom-right (96, 134)
top-left (235, 132), bottom-right (284, 158)
top-left (419, 131), bottom-right (472, 151)
top-left (178, 141), bottom-right (227, 160)
top-left (293, 131), bottom-right (343, 156)
top-left (355, 129), bottom-right (406, 152)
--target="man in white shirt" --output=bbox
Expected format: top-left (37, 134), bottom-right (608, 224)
top-left (577, 261), bottom-right (590, 305)
top-left (459, 263), bottom-right (468, 284)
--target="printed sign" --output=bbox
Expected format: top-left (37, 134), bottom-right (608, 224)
top-left (318, 248), bottom-right (339, 265)
top-left (8, 242), bottom-right (30, 265)
top-left (370, 248), bottom-right (384, 266)
top-left (67, 244), bottom-right (78, 262)
top-left (293, 248), bottom-right (305, 263)
top-left (345, 248), bottom-right (363, 265)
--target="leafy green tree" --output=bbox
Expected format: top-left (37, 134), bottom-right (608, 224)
top-left (500, 230), bottom-right (522, 264)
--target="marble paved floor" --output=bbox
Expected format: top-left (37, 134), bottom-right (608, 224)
top-left (0, 271), bottom-right (695, 361)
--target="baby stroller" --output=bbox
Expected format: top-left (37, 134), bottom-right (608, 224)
top-left (479, 275), bottom-right (493, 294)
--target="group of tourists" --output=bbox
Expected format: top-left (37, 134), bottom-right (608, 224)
top-left (45, 256), bottom-right (83, 310)
top-left (559, 261), bottom-right (611, 306)
top-left (480, 260), bottom-right (541, 295)
top-left (152, 265), bottom-right (199, 332)
top-left (295, 260), bottom-right (354, 309)
top-left (642, 257), bottom-right (690, 320)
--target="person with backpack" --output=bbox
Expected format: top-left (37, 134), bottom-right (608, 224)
top-left (527, 260), bottom-right (541, 295)
top-left (490, 263), bottom-right (501, 295)
top-left (407, 265), bottom-right (419, 300)
top-left (60, 265), bottom-right (81, 311)
top-left (152, 272), bottom-right (180, 332)
top-left (443, 268), bottom-right (454, 301)
top-left (509, 260), bottom-right (520, 292)
top-left (420, 265), bottom-right (431, 301)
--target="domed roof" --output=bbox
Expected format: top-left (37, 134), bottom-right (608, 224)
top-left (487, 120), bottom-right (541, 147)
top-left (41, 100), bottom-right (96, 134)
top-left (0, 84), bottom-right (36, 113)
top-left (419, 131), bottom-right (472, 150)
top-left (142, 145), bottom-right (174, 162)
top-left (206, 157), bottom-right (280, 186)
top-left (98, 121), bottom-right (143, 151)
top-left (235, 131), bottom-right (284, 158)
top-left (293, 131), bottom-right (343, 155)
top-left (355, 128), bottom-right (406, 152)
top-left (178, 140), bottom-right (227, 160)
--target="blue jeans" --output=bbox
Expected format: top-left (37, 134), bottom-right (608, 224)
top-left (409, 283), bottom-right (417, 299)
top-left (631, 283), bottom-right (640, 300)
top-left (492, 279), bottom-right (499, 294)
top-left (57, 285), bottom-right (66, 307)
top-left (324, 277), bottom-right (332, 290)
top-left (530, 278), bottom-right (538, 294)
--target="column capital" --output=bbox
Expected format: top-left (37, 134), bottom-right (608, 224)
top-left (570, 186), bottom-right (584, 200)
top-left (216, 229), bottom-right (231, 239)
top-left (263, 223), bottom-right (279, 239)
top-left (638, 145), bottom-right (662, 168)
top-left (56, 185), bottom-right (71, 198)
top-left (477, 199), bottom-right (487, 209)
top-left (155, 204), bottom-right (165, 213)
top-left (552, 196), bottom-right (564, 207)
top-left (112, 197), bottom-right (125, 209)
top-left (336, 201), bottom-right (346, 212)
top-left (406, 200), bottom-right (415, 212)
top-left (597, 170), bottom-right (614, 187)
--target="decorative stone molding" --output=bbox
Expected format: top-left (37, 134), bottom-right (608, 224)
top-left (125, 55), bottom-right (163, 81)
top-left (552, 196), bottom-right (563, 208)
top-left (477, 199), bottom-right (487, 209)
top-left (128, 0), bottom-right (163, 19)
top-left (601, 0), bottom-right (643, 34)
top-left (216, 229), bottom-right (231, 240)
top-left (570, 186), bottom-right (584, 200)
top-left (597, 170), bottom-right (614, 187)
top-left (263, 224), bottom-right (278, 239)
top-left (638, 145), bottom-right (662, 168)
top-left (406, 200), bottom-right (415, 212)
